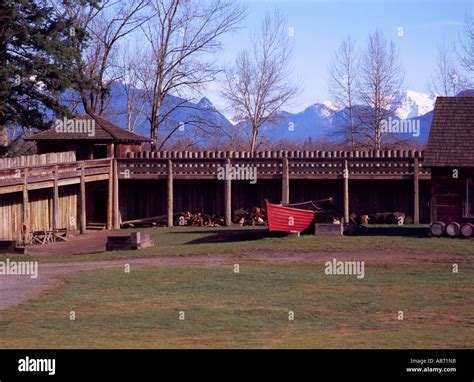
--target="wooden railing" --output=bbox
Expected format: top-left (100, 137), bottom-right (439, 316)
top-left (0, 158), bottom-right (112, 192)
top-left (118, 150), bottom-right (430, 180)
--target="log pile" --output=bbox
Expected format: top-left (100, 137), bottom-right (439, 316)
top-left (121, 207), bottom-right (267, 228)
top-left (174, 212), bottom-right (225, 227)
top-left (349, 212), bottom-right (409, 225)
top-left (232, 207), bottom-right (267, 226)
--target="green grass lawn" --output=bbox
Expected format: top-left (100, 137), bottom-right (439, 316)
top-left (0, 261), bottom-right (473, 348)
top-left (4, 225), bottom-right (474, 264)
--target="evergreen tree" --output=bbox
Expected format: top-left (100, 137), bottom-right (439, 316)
top-left (0, 0), bottom-right (93, 140)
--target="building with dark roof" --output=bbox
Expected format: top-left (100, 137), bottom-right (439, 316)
top-left (25, 114), bottom-right (152, 160)
top-left (424, 96), bottom-right (474, 223)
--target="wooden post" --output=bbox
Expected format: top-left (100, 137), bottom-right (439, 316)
top-left (107, 159), bottom-right (113, 230)
top-left (107, 143), bottom-right (115, 158)
top-left (224, 158), bottom-right (232, 226)
top-left (23, 169), bottom-right (30, 243)
top-left (414, 157), bottom-right (420, 224)
top-left (343, 159), bottom-right (349, 224)
top-left (113, 159), bottom-right (120, 229)
top-left (53, 165), bottom-right (59, 229)
top-left (282, 157), bottom-right (289, 204)
top-left (167, 159), bottom-right (174, 227)
top-left (79, 162), bottom-right (86, 234)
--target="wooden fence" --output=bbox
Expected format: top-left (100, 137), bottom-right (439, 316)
top-left (0, 150), bottom-right (434, 241)
top-left (0, 151), bottom-right (76, 169)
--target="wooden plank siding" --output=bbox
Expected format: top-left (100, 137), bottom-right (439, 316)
top-left (430, 168), bottom-right (474, 223)
top-left (0, 185), bottom-right (79, 240)
top-left (0, 151), bottom-right (76, 169)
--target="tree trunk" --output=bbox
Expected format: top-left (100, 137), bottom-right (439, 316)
top-left (250, 126), bottom-right (258, 154)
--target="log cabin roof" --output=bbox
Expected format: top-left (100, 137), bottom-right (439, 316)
top-left (424, 96), bottom-right (474, 168)
top-left (25, 114), bottom-right (152, 143)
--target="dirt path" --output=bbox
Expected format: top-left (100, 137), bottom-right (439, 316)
top-left (0, 250), bottom-right (467, 312)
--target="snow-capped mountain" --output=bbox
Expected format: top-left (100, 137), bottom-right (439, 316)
top-left (61, 85), bottom-right (440, 146)
top-left (247, 90), bottom-right (437, 143)
top-left (391, 90), bottom-right (437, 120)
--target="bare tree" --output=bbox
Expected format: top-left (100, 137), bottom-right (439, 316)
top-left (51, 0), bottom-right (150, 115)
top-left (328, 36), bottom-right (360, 149)
top-left (221, 10), bottom-right (300, 153)
top-left (430, 42), bottom-right (462, 96)
top-left (458, 13), bottom-right (474, 87)
top-left (142, 0), bottom-right (246, 149)
top-left (358, 30), bottom-right (404, 150)
top-left (116, 44), bottom-right (148, 132)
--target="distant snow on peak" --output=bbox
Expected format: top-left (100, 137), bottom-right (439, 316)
top-left (392, 90), bottom-right (436, 119)
top-left (321, 100), bottom-right (343, 111)
top-left (197, 97), bottom-right (215, 110)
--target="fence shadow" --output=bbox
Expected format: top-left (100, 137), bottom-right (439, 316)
top-left (174, 228), bottom-right (286, 245)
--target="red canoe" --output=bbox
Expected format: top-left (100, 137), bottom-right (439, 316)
top-left (265, 199), bottom-right (332, 233)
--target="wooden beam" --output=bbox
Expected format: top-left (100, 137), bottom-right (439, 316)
top-left (343, 159), bottom-right (350, 224)
top-left (167, 159), bottom-right (174, 227)
top-left (80, 162), bottom-right (86, 234)
top-left (430, 175), bottom-right (437, 224)
top-left (22, 168), bottom-right (30, 244)
top-left (107, 143), bottom-right (115, 158)
top-left (113, 159), bottom-right (120, 229)
top-left (53, 165), bottom-right (59, 229)
top-left (107, 159), bottom-right (113, 230)
top-left (224, 158), bottom-right (232, 226)
top-left (282, 157), bottom-right (289, 204)
top-left (414, 157), bottom-right (420, 224)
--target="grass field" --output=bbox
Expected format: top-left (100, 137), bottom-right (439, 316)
top-left (0, 264), bottom-right (473, 348)
top-left (3, 225), bottom-right (474, 264)
top-left (0, 225), bottom-right (473, 348)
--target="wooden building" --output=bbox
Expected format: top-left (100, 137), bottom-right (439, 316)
top-left (25, 114), bottom-right (151, 160)
top-left (424, 97), bottom-right (474, 224)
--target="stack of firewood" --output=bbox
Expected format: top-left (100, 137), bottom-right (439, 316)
top-left (232, 207), bottom-right (267, 226)
top-left (349, 212), bottom-right (410, 225)
top-left (174, 212), bottom-right (225, 227)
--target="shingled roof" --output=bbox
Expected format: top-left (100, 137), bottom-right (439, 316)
top-left (424, 96), bottom-right (474, 168)
top-left (25, 114), bottom-right (152, 143)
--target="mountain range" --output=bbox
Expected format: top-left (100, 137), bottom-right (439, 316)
top-left (67, 83), bottom-right (457, 147)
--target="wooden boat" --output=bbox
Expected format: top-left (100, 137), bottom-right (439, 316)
top-left (265, 198), bottom-right (333, 233)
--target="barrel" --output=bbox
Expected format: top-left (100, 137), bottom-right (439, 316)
top-left (446, 222), bottom-right (461, 237)
top-left (430, 221), bottom-right (445, 237)
top-left (460, 223), bottom-right (474, 238)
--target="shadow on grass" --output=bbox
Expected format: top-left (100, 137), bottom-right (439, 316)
top-left (172, 225), bottom-right (430, 245)
top-left (354, 225), bottom-right (429, 237)
top-left (174, 228), bottom-right (287, 245)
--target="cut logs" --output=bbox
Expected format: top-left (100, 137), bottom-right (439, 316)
top-left (175, 212), bottom-right (225, 227)
top-left (461, 223), bottom-right (473, 238)
top-left (232, 207), bottom-right (267, 226)
top-left (430, 221), bottom-right (446, 237)
top-left (446, 222), bottom-right (461, 237)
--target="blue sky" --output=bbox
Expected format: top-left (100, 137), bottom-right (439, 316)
top-left (207, 0), bottom-right (473, 113)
